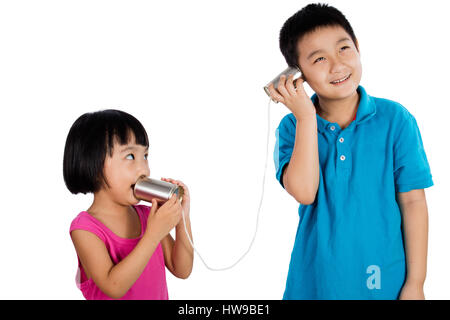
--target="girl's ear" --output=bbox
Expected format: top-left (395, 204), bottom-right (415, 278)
top-left (97, 167), bottom-right (111, 191)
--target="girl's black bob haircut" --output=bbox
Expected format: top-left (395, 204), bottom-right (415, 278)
top-left (63, 109), bottom-right (149, 195)
top-left (279, 3), bottom-right (358, 69)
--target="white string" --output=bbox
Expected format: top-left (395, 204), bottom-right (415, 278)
top-left (179, 97), bottom-right (273, 271)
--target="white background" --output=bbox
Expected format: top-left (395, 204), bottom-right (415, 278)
top-left (0, 0), bottom-right (448, 299)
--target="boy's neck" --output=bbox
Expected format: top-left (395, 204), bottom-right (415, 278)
top-left (315, 90), bottom-right (360, 129)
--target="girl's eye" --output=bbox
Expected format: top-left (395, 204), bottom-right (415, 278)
top-left (341, 46), bottom-right (350, 51)
top-left (144, 154), bottom-right (149, 160)
top-left (126, 154), bottom-right (135, 160)
top-left (314, 57), bottom-right (325, 64)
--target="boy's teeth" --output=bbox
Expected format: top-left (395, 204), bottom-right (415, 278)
top-left (331, 74), bottom-right (350, 84)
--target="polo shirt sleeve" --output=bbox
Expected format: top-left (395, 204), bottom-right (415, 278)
top-left (274, 114), bottom-right (296, 189)
top-left (393, 112), bottom-right (433, 193)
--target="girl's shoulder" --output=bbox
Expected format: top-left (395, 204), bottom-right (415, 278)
top-left (70, 211), bottom-right (95, 228)
top-left (69, 211), bottom-right (108, 243)
top-left (69, 205), bottom-right (152, 242)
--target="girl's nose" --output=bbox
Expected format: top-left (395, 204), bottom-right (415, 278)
top-left (137, 161), bottom-right (150, 178)
top-left (139, 167), bottom-right (150, 179)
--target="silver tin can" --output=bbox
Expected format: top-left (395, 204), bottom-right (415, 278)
top-left (263, 66), bottom-right (301, 99)
top-left (133, 177), bottom-right (183, 204)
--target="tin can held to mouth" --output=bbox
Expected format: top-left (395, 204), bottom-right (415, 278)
top-left (133, 177), bottom-right (184, 204)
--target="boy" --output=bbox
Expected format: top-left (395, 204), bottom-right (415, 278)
top-left (267, 3), bottom-right (433, 299)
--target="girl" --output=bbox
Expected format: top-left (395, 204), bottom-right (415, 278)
top-left (63, 109), bottom-right (193, 300)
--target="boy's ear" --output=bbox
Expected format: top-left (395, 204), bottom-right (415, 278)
top-left (300, 73), bottom-right (307, 82)
top-left (354, 38), bottom-right (360, 53)
top-left (298, 66), bottom-right (307, 82)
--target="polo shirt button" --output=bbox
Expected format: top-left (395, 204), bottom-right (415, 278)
top-left (330, 126), bottom-right (336, 131)
top-left (339, 137), bottom-right (344, 143)
top-left (340, 155), bottom-right (346, 161)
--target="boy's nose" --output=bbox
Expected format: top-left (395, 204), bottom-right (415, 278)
top-left (329, 58), bottom-right (346, 74)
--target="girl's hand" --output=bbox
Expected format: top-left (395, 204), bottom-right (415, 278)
top-left (161, 177), bottom-right (190, 219)
top-left (267, 74), bottom-right (317, 120)
top-left (398, 281), bottom-right (425, 300)
top-left (145, 195), bottom-right (182, 242)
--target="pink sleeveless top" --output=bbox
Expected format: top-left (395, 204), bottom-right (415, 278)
top-left (69, 205), bottom-right (168, 300)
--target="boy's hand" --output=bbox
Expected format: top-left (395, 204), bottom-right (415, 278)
top-left (267, 74), bottom-right (317, 120)
top-left (145, 195), bottom-right (182, 242)
top-left (398, 281), bottom-right (425, 300)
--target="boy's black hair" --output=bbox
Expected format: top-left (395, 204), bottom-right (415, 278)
top-left (63, 109), bottom-right (149, 195)
top-left (279, 3), bottom-right (357, 69)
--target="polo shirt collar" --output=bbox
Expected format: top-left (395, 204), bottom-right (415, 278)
top-left (311, 85), bottom-right (377, 133)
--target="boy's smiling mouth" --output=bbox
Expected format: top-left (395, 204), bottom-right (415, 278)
top-left (330, 73), bottom-right (351, 85)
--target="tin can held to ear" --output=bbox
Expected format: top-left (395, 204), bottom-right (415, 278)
top-left (263, 66), bottom-right (302, 101)
top-left (133, 177), bottom-right (184, 204)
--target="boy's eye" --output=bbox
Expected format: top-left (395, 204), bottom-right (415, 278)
top-left (314, 57), bottom-right (325, 64)
top-left (126, 154), bottom-right (135, 160)
top-left (341, 46), bottom-right (350, 51)
top-left (144, 154), bottom-right (149, 160)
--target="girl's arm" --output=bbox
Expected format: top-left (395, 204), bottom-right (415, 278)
top-left (160, 178), bottom-right (194, 279)
top-left (397, 188), bottom-right (429, 300)
top-left (71, 196), bottom-right (181, 299)
top-left (71, 228), bottom-right (160, 299)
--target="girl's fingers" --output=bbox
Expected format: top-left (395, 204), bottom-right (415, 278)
top-left (174, 180), bottom-right (184, 187)
top-left (163, 177), bottom-right (184, 188)
top-left (161, 178), bottom-right (188, 196)
top-left (150, 199), bottom-right (158, 214)
top-left (162, 177), bottom-right (176, 185)
top-left (167, 194), bottom-right (177, 205)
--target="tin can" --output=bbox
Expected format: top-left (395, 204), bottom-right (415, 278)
top-left (133, 176), bottom-right (183, 204)
top-left (263, 66), bottom-right (302, 100)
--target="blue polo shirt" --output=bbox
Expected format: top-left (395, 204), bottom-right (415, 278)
top-left (274, 85), bottom-right (433, 300)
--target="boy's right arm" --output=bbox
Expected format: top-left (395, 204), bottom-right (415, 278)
top-left (282, 114), bottom-right (319, 205)
top-left (268, 74), bottom-right (320, 205)
top-left (71, 197), bottom-right (182, 299)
